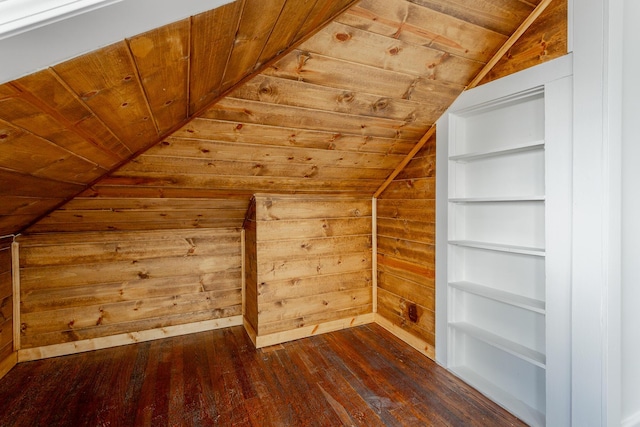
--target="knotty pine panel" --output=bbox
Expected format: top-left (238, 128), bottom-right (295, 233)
top-left (220, 0), bottom-right (288, 90)
top-left (335, 0), bottom-right (507, 63)
top-left (249, 195), bottom-right (373, 338)
top-left (18, 229), bottom-right (242, 349)
top-left (174, 118), bottom-right (416, 155)
top-left (128, 19), bottom-right (190, 134)
top-left (264, 50), bottom-right (465, 106)
top-left (11, 68), bottom-right (130, 163)
top-left (300, 21), bottom-right (484, 85)
top-left (244, 198), bottom-right (259, 333)
top-left (256, 0), bottom-right (320, 67)
top-left (479, 0), bottom-right (568, 85)
top-left (202, 97), bottom-right (427, 141)
top-left (406, 0), bottom-right (540, 36)
top-left (377, 133), bottom-right (436, 352)
top-left (0, 239), bottom-right (13, 365)
top-left (52, 41), bottom-right (160, 153)
top-left (26, 195), bottom-right (250, 234)
top-left (231, 75), bottom-right (443, 126)
top-left (154, 137), bottom-right (406, 170)
top-left (189, 2), bottom-right (244, 114)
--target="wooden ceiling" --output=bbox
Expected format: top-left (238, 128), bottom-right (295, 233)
top-left (0, 0), bottom-right (557, 235)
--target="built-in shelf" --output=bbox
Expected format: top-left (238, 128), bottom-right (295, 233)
top-left (448, 240), bottom-right (545, 257)
top-left (450, 366), bottom-right (545, 427)
top-left (449, 196), bottom-right (545, 203)
top-left (449, 140), bottom-right (545, 163)
top-left (450, 322), bottom-right (546, 368)
top-left (449, 281), bottom-right (545, 314)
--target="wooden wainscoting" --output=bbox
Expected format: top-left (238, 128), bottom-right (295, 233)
top-left (17, 229), bottom-right (243, 360)
top-left (245, 194), bottom-right (374, 347)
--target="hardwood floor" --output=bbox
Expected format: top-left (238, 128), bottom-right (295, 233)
top-left (0, 324), bottom-right (525, 426)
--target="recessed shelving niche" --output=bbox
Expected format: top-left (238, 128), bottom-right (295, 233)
top-left (436, 57), bottom-right (573, 427)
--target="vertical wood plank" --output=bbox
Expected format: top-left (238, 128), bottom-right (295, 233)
top-left (256, 0), bottom-right (320, 67)
top-left (53, 41), bottom-right (160, 153)
top-left (189, 1), bottom-right (245, 114)
top-left (128, 19), bottom-right (190, 134)
top-left (220, 0), bottom-right (287, 89)
top-left (372, 197), bottom-right (378, 313)
top-left (241, 229), bottom-right (246, 317)
top-left (11, 242), bottom-right (20, 352)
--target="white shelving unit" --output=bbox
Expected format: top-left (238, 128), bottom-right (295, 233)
top-left (435, 57), bottom-right (573, 427)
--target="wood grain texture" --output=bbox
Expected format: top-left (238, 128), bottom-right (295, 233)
top-left (189, 2), bottom-right (244, 114)
top-left (220, 0), bottom-right (287, 90)
top-left (128, 19), bottom-right (190, 133)
top-left (0, 324), bottom-right (526, 426)
top-left (18, 229), bottom-right (242, 349)
top-left (479, 0), bottom-right (568, 85)
top-left (376, 134), bottom-right (436, 347)
top-left (0, 242), bottom-right (13, 367)
top-left (1, 0), bottom-right (565, 238)
top-left (53, 41), bottom-right (160, 153)
top-left (245, 195), bottom-right (373, 339)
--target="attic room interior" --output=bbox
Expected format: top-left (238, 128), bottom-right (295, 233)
top-left (0, 0), bottom-right (638, 426)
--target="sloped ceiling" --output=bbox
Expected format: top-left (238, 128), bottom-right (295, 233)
top-left (0, 0), bottom-right (555, 235)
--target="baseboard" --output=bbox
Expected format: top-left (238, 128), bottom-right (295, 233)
top-left (623, 410), bottom-right (640, 427)
top-left (0, 352), bottom-right (17, 379)
top-left (375, 314), bottom-right (435, 360)
top-left (18, 315), bottom-right (243, 362)
top-left (253, 313), bottom-right (375, 348)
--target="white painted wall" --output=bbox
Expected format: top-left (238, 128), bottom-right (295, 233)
top-left (0, 0), bottom-right (234, 84)
top-left (621, 1), bottom-right (640, 425)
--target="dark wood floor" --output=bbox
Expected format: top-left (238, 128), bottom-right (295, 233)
top-left (0, 324), bottom-right (525, 426)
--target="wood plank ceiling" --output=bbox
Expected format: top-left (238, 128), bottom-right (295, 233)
top-left (0, 0), bottom-right (546, 235)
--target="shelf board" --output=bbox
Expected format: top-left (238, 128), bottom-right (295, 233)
top-left (449, 196), bottom-right (545, 203)
top-left (450, 322), bottom-right (546, 368)
top-left (450, 366), bottom-right (546, 427)
top-left (448, 240), bottom-right (545, 257)
top-left (449, 281), bottom-right (545, 314)
top-left (449, 140), bottom-right (544, 163)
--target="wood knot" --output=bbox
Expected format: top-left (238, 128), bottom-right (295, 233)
top-left (259, 82), bottom-right (275, 96)
top-left (236, 123), bottom-right (243, 130)
top-left (373, 98), bottom-right (390, 112)
top-left (388, 46), bottom-right (401, 56)
top-left (335, 32), bottom-right (351, 42)
top-left (338, 91), bottom-right (355, 104)
top-left (0, 133), bottom-right (8, 140)
top-left (81, 90), bottom-right (99, 100)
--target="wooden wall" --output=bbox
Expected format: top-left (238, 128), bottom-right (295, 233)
top-left (376, 135), bottom-right (436, 359)
top-left (246, 195), bottom-right (373, 347)
top-left (479, 0), bottom-right (568, 85)
top-left (0, 237), bottom-right (15, 377)
top-left (17, 229), bottom-right (242, 358)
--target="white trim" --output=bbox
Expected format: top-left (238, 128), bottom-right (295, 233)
top-left (572, 0), bottom-right (623, 424)
top-left (0, 0), bottom-right (234, 84)
top-left (0, 0), bottom-right (123, 39)
top-left (622, 411), bottom-right (640, 427)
